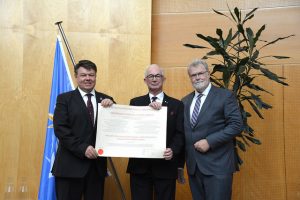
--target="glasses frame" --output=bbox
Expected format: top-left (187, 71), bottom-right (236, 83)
top-left (146, 74), bottom-right (164, 80)
top-left (189, 71), bottom-right (208, 79)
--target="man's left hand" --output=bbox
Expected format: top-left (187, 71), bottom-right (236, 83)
top-left (101, 98), bottom-right (114, 107)
top-left (194, 139), bottom-right (210, 153)
top-left (163, 148), bottom-right (173, 160)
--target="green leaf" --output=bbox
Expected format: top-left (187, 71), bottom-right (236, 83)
top-left (260, 67), bottom-right (289, 85)
top-left (210, 77), bottom-right (225, 88)
top-left (233, 75), bottom-right (241, 94)
top-left (246, 98), bottom-right (264, 119)
top-left (243, 7), bottom-right (258, 24)
top-left (216, 28), bottom-right (223, 38)
top-left (213, 9), bottom-right (232, 22)
top-left (223, 70), bottom-right (231, 88)
top-left (243, 14), bottom-right (254, 24)
top-left (237, 65), bottom-right (246, 75)
top-left (260, 34), bottom-right (295, 49)
top-left (226, 4), bottom-right (237, 22)
top-left (206, 50), bottom-right (219, 56)
top-left (237, 24), bottom-right (245, 35)
top-left (236, 139), bottom-right (246, 151)
top-left (183, 44), bottom-right (208, 49)
top-left (246, 83), bottom-right (273, 95)
top-left (273, 56), bottom-right (290, 59)
top-left (254, 24), bottom-right (266, 44)
top-left (211, 64), bottom-right (226, 74)
top-left (234, 7), bottom-right (241, 23)
top-left (246, 28), bottom-right (254, 53)
top-left (251, 50), bottom-right (259, 61)
top-left (250, 93), bottom-right (273, 109)
top-left (224, 28), bottom-right (233, 49)
top-left (245, 135), bottom-right (261, 145)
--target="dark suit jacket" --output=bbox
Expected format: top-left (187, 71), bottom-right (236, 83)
top-left (182, 85), bottom-right (243, 176)
top-left (126, 93), bottom-right (185, 179)
top-left (51, 88), bottom-right (114, 178)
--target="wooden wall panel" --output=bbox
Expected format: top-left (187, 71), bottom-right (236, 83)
top-left (232, 66), bottom-right (286, 200)
top-left (153, 0), bottom-right (300, 13)
top-left (284, 64), bottom-right (300, 200)
top-left (152, 1), bottom-right (300, 200)
top-left (0, 0), bottom-right (151, 199)
top-left (152, 6), bottom-right (300, 68)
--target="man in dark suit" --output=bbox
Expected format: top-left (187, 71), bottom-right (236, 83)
top-left (182, 59), bottom-right (243, 200)
top-left (127, 64), bottom-right (185, 200)
top-left (52, 60), bottom-right (114, 200)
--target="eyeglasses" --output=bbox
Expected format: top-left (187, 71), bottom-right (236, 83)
top-left (189, 71), bottom-right (208, 79)
top-left (146, 74), bottom-right (163, 80)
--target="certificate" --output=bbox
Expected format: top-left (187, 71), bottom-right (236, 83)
top-left (95, 104), bottom-right (167, 158)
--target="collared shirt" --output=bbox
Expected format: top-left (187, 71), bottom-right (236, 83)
top-left (189, 83), bottom-right (212, 120)
top-left (149, 92), bottom-right (164, 103)
top-left (78, 87), bottom-right (97, 123)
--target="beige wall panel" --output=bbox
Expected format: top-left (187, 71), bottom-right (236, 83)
top-left (0, 95), bottom-right (22, 199)
top-left (153, 0), bottom-right (300, 13)
top-left (22, 31), bottom-right (57, 95)
top-left (163, 67), bottom-right (194, 99)
top-left (232, 67), bottom-right (286, 200)
top-left (67, 32), bottom-right (150, 104)
top-left (104, 158), bottom-right (131, 200)
top-left (284, 64), bottom-right (300, 200)
top-left (23, 1), bottom-right (68, 32)
top-left (68, 0), bottom-right (151, 34)
top-left (18, 93), bottom-right (49, 199)
top-left (0, 0), bottom-right (151, 199)
top-left (0, 8), bottom-right (23, 196)
top-left (0, 0), bottom-right (23, 28)
top-left (0, 29), bottom-right (23, 93)
top-left (152, 7), bottom-right (300, 67)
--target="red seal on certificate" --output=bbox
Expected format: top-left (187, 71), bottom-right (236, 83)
top-left (98, 149), bottom-right (104, 155)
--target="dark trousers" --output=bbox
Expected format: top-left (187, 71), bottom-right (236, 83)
top-left (188, 168), bottom-right (233, 200)
top-left (130, 173), bottom-right (176, 200)
top-left (55, 163), bottom-right (105, 200)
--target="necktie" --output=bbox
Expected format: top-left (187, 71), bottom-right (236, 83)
top-left (191, 94), bottom-right (203, 128)
top-left (86, 93), bottom-right (94, 126)
top-left (151, 96), bottom-right (158, 102)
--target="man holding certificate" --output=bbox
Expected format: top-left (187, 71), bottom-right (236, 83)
top-left (126, 64), bottom-right (185, 200)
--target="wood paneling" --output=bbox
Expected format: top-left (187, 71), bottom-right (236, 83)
top-left (152, 1), bottom-right (300, 200)
top-left (152, 7), bottom-right (300, 67)
top-left (1, 0), bottom-right (299, 199)
top-left (284, 64), bottom-right (300, 200)
top-left (0, 1), bottom-right (151, 199)
top-left (153, 0), bottom-right (300, 14)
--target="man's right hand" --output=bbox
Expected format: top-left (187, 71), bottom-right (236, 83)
top-left (85, 145), bottom-right (98, 159)
top-left (149, 102), bottom-right (162, 110)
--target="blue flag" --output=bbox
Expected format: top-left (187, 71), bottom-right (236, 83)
top-left (38, 35), bottom-right (74, 200)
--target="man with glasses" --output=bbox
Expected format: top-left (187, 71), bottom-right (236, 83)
top-left (182, 59), bottom-right (243, 200)
top-left (127, 64), bottom-right (185, 200)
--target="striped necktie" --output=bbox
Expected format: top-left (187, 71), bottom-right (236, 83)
top-left (190, 94), bottom-right (203, 128)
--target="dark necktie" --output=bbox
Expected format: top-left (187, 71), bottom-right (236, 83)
top-left (151, 96), bottom-right (158, 102)
top-left (191, 93), bottom-right (203, 127)
top-left (86, 93), bottom-right (94, 126)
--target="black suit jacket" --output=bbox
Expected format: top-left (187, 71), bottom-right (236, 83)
top-left (51, 88), bottom-right (114, 178)
top-left (126, 93), bottom-right (184, 179)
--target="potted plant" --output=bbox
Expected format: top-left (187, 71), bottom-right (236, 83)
top-left (183, 6), bottom-right (294, 167)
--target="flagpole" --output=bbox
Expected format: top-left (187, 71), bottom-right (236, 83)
top-left (54, 21), bottom-right (126, 200)
top-left (55, 21), bottom-right (76, 67)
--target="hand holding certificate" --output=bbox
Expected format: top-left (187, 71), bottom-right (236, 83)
top-left (95, 104), bottom-right (167, 158)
